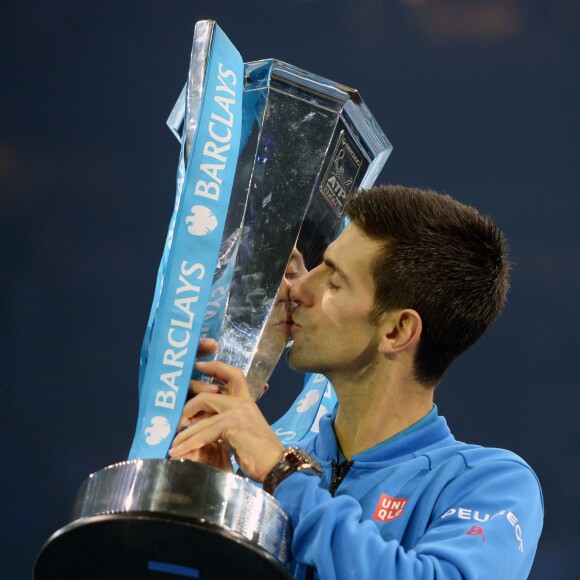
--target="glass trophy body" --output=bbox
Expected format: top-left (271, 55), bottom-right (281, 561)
top-left (213, 58), bottom-right (391, 398)
top-left (35, 21), bottom-right (392, 579)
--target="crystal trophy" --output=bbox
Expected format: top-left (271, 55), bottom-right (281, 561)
top-left (35, 20), bottom-right (392, 580)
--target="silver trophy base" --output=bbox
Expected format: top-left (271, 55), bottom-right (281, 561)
top-left (34, 459), bottom-right (291, 580)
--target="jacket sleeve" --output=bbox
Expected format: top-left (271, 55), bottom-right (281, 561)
top-left (274, 459), bottom-right (543, 579)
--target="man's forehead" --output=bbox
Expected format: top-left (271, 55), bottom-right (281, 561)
top-left (327, 222), bottom-right (366, 254)
top-left (324, 224), bottom-right (377, 276)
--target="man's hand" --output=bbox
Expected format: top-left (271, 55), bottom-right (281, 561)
top-left (170, 338), bottom-right (232, 470)
top-left (169, 360), bottom-right (286, 482)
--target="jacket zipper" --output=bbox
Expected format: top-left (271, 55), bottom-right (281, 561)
top-left (306, 459), bottom-right (354, 579)
top-left (328, 459), bottom-right (354, 496)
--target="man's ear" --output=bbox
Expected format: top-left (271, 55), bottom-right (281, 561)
top-left (378, 309), bottom-right (422, 354)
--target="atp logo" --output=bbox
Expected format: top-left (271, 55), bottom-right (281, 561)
top-left (186, 205), bottom-right (218, 236)
top-left (145, 416), bottom-right (172, 445)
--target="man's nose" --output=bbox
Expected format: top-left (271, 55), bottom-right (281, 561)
top-left (289, 267), bottom-right (315, 306)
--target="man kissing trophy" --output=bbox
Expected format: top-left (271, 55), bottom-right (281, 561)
top-left (35, 20), bottom-right (391, 579)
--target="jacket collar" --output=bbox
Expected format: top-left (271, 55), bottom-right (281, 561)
top-left (310, 408), bottom-right (454, 466)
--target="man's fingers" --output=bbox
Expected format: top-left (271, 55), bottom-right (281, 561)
top-left (170, 411), bottom-right (230, 456)
top-left (181, 390), bottom-right (253, 427)
top-left (195, 360), bottom-right (252, 399)
top-left (177, 409), bottom-right (214, 432)
top-left (188, 379), bottom-right (220, 397)
top-left (196, 338), bottom-right (219, 358)
top-left (174, 360), bottom-right (285, 481)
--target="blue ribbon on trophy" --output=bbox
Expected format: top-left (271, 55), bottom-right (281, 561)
top-left (271, 373), bottom-right (338, 445)
top-left (130, 22), bottom-right (244, 459)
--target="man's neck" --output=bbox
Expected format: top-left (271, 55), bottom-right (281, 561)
top-left (332, 370), bottom-right (434, 459)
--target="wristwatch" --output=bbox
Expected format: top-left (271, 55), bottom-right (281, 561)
top-left (263, 446), bottom-right (322, 495)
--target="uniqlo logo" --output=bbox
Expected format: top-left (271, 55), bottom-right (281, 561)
top-left (372, 493), bottom-right (408, 522)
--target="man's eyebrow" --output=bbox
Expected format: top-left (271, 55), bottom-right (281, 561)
top-left (323, 255), bottom-right (347, 279)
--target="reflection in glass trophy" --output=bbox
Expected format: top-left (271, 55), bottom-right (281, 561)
top-left (35, 20), bottom-right (392, 579)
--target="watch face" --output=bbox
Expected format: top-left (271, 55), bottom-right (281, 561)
top-left (286, 447), bottom-right (322, 473)
top-left (263, 447), bottom-right (322, 494)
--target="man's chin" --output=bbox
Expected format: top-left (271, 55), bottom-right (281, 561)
top-left (286, 345), bottom-right (315, 373)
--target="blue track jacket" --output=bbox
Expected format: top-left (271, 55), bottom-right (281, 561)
top-left (274, 412), bottom-right (543, 579)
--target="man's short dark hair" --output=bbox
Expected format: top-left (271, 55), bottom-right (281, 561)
top-left (346, 184), bottom-right (510, 386)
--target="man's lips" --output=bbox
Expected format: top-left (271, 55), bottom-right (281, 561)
top-left (271, 316), bottom-right (293, 329)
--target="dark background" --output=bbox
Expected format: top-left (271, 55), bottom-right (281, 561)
top-left (1, 1), bottom-right (578, 578)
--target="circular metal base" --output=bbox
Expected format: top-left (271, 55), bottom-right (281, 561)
top-left (35, 512), bottom-right (291, 580)
top-left (34, 460), bottom-right (292, 580)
